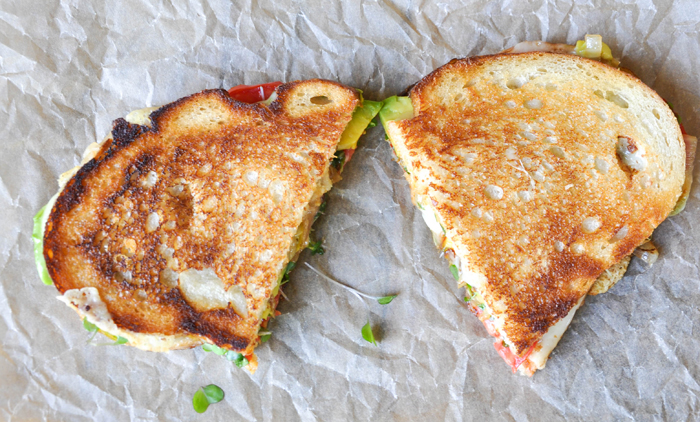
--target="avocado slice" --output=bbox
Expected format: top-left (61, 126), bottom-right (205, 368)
top-left (379, 96), bottom-right (414, 128)
top-left (337, 100), bottom-right (383, 150)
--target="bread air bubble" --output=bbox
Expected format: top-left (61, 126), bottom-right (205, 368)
top-left (159, 268), bottom-right (179, 288)
top-left (507, 77), bottom-right (526, 89)
top-left (550, 146), bottom-right (566, 159)
top-left (145, 212), bottom-right (160, 233)
top-left (243, 170), bottom-right (258, 185)
top-left (141, 171), bottom-right (158, 188)
top-left (518, 191), bottom-right (533, 202)
top-left (484, 185), bottom-right (504, 200)
top-left (571, 243), bottom-right (585, 254)
top-left (610, 225), bottom-right (629, 242)
top-left (582, 217), bottom-right (601, 233)
top-left (595, 157), bottom-right (609, 174)
top-left (524, 99), bottom-right (543, 109)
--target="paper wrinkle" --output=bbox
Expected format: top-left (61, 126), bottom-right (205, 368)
top-left (3, 0), bottom-right (700, 420)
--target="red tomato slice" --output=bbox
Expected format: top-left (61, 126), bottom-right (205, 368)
top-left (482, 319), bottom-right (499, 338)
top-left (343, 148), bottom-right (356, 163)
top-left (493, 340), bottom-right (537, 373)
top-left (227, 82), bottom-right (282, 104)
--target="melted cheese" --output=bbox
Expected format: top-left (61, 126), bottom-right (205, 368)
top-left (178, 268), bottom-right (248, 316)
top-left (524, 297), bottom-right (583, 371)
top-left (420, 204), bottom-right (444, 237)
top-left (59, 287), bottom-right (200, 351)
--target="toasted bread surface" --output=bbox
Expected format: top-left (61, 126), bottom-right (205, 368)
top-left (44, 80), bottom-right (359, 353)
top-left (385, 53), bottom-right (684, 355)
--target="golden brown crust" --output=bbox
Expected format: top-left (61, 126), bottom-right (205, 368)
top-left (387, 52), bottom-right (685, 354)
top-left (44, 80), bottom-right (359, 353)
top-left (588, 254), bottom-right (632, 295)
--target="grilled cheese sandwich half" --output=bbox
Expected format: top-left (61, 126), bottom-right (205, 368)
top-left (382, 49), bottom-right (687, 375)
top-left (36, 80), bottom-right (381, 370)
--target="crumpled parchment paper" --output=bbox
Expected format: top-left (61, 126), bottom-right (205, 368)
top-left (2, 0), bottom-right (699, 420)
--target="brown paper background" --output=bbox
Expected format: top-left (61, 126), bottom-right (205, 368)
top-left (2, 0), bottom-right (699, 420)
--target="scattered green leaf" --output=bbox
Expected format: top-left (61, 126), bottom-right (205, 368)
top-left (502, 340), bottom-right (508, 348)
top-left (377, 295), bottom-right (397, 305)
top-left (83, 317), bottom-right (98, 333)
top-left (449, 264), bottom-right (459, 280)
top-left (478, 303), bottom-right (486, 310)
top-left (260, 333), bottom-right (271, 343)
top-left (367, 120), bottom-right (377, 128)
top-left (225, 351), bottom-right (249, 368)
top-left (361, 322), bottom-right (377, 346)
top-left (193, 384), bottom-right (224, 413)
top-left (308, 240), bottom-right (325, 255)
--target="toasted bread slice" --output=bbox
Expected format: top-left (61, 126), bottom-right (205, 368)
top-left (43, 80), bottom-right (360, 359)
top-left (383, 52), bottom-right (685, 375)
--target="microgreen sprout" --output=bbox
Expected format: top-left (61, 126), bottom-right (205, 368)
top-left (83, 317), bottom-right (99, 343)
top-left (331, 150), bottom-right (346, 170)
top-left (82, 317), bottom-right (129, 345)
top-left (361, 322), bottom-right (377, 346)
top-left (463, 283), bottom-right (474, 301)
top-left (192, 384), bottom-right (224, 413)
top-left (258, 331), bottom-right (272, 343)
top-left (308, 240), bottom-right (325, 255)
top-left (202, 343), bottom-right (249, 368)
top-left (280, 261), bottom-right (296, 285)
top-left (226, 352), bottom-right (249, 368)
top-left (114, 336), bottom-right (128, 345)
top-left (83, 317), bottom-right (98, 332)
top-left (314, 201), bottom-right (327, 223)
top-left (304, 263), bottom-right (397, 304)
top-left (202, 343), bottom-right (226, 355)
top-left (304, 263), bottom-right (398, 346)
top-left (449, 264), bottom-right (459, 280)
